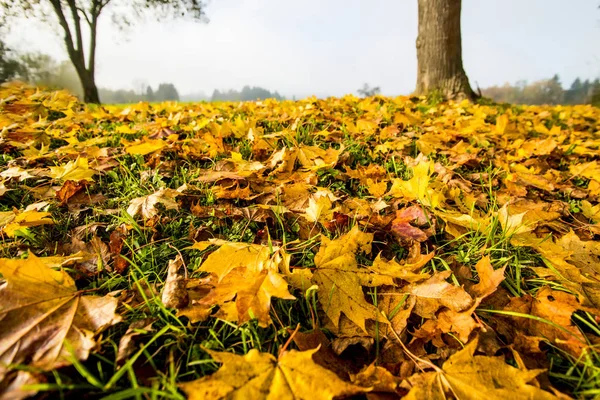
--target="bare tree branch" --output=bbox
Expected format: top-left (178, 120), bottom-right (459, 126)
top-left (65, 0), bottom-right (84, 54)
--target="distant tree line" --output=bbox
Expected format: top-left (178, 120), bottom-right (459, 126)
top-left (1, 41), bottom-right (180, 104)
top-left (482, 75), bottom-right (600, 106)
top-left (101, 83), bottom-right (180, 104)
top-left (211, 86), bottom-right (284, 101)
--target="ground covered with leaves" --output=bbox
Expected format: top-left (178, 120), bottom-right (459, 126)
top-left (1, 82), bottom-right (600, 399)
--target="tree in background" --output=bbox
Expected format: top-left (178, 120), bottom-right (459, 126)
top-left (591, 79), bottom-right (600, 107)
top-left (0, 0), bottom-right (207, 104)
top-left (482, 75), bottom-right (599, 105)
top-left (146, 86), bottom-right (155, 102)
top-left (211, 86), bottom-right (283, 102)
top-left (0, 39), bottom-right (26, 83)
top-left (155, 83), bottom-right (180, 102)
top-left (357, 83), bottom-right (381, 97)
top-left (415, 0), bottom-right (475, 100)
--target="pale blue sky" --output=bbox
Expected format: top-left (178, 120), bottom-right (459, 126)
top-left (6, 0), bottom-right (600, 98)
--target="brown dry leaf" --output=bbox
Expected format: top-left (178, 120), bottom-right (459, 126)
top-left (0, 254), bottom-right (121, 395)
top-left (179, 348), bottom-right (368, 400)
top-left (109, 229), bottom-right (128, 274)
top-left (292, 329), bottom-right (357, 379)
top-left (64, 236), bottom-right (110, 275)
top-left (161, 255), bottom-right (189, 309)
top-left (413, 257), bottom-right (504, 344)
top-left (390, 206), bottom-right (435, 242)
top-left (351, 363), bottom-right (401, 395)
top-left (56, 180), bottom-right (88, 205)
top-left (407, 271), bottom-right (473, 319)
top-left (499, 286), bottom-right (594, 357)
top-left (126, 188), bottom-right (180, 219)
top-left (404, 338), bottom-right (560, 399)
top-left (116, 318), bottom-right (155, 365)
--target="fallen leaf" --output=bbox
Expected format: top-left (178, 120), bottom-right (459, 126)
top-left (0, 254), bottom-right (121, 394)
top-left (116, 318), bottom-right (155, 364)
top-left (404, 338), bottom-right (558, 399)
top-left (48, 157), bottom-right (96, 182)
top-left (179, 348), bottom-right (368, 400)
top-left (407, 271), bottom-right (473, 319)
top-left (56, 180), bottom-right (88, 205)
top-left (0, 209), bottom-right (53, 237)
top-left (179, 241), bottom-right (294, 326)
top-left (161, 255), bottom-right (189, 309)
top-left (312, 226), bottom-right (389, 331)
top-left (125, 139), bottom-right (167, 155)
top-left (390, 206), bottom-right (435, 242)
top-left (127, 188), bottom-right (180, 219)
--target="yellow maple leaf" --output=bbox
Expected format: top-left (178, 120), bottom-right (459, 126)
top-left (304, 195), bottom-right (333, 223)
top-left (312, 226), bottom-right (392, 331)
top-left (125, 139), bottom-right (167, 155)
top-left (180, 241), bottom-right (294, 326)
top-left (48, 157), bottom-right (95, 182)
top-left (0, 210), bottom-right (53, 237)
top-left (405, 338), bottom-right (558, 400)
top-left (387, 157), bottom-right (443, 207)
top-left (116, 125), bottom-right (136, 134)
top-left (179, 348), bottom-right (367, 400)
top-left (497, 203), bottom-right (532, 235)
top-left (495, 113), bottom-right (509, 134)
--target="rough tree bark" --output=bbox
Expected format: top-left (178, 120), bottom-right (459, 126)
top-left (49, 0), bottom-right (102, 104)
top-left (415, 0), bottom-right (475, 100)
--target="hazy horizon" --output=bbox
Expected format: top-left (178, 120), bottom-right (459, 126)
top-left (5, 0), bottom-right (599, 98)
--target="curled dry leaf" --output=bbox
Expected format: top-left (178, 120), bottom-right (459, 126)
top-left (116, 318), bottom-right (155, 365)
top-left (292, 329), bottom-right (357, 379)
top-left (56, 179), bottom-right (88, 205)
top-left (64, 236), bottom-right (111, 275)
top-left (161, 255), bottom-right (189, 309)
top-left (126, 188), bottom-right (181, 219)
top-left (407, 271), bottom-right (473, 319)
top-left (351, 363), bottom-right (401, 395)
top-left (109, 229), bottom-right (128, 274)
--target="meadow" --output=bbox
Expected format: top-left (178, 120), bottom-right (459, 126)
top-left (1, 82), bottom-right (600, 399)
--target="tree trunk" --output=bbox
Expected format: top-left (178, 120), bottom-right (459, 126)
top-left (82, 75), bottom-right (100, 104)
top-left (415, 0), bottom-right (475, 100)
top-left (72, 59), bottom-right (100, 104)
